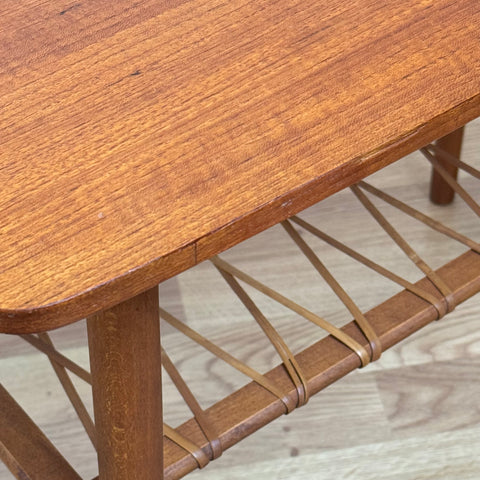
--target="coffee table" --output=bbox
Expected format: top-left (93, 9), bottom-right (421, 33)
top-left (1, 1), bottom-right (480, 479)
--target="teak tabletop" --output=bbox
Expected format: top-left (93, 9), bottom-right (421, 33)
top-left (1, 0), bottom-right (480, 334)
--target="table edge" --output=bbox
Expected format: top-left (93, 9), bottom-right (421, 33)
top-left (1, 93), bottom-right (479, 334)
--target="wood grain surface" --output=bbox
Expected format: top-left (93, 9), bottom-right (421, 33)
top-left (1, 0), bottom-right (480, 333)
top-left (87, 286), bottom-right (163, 480)
top-left (429, 128), bottom-right (464, 204)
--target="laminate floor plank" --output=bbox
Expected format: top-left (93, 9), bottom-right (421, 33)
top-left (187, 427), bottom-right (480, 480)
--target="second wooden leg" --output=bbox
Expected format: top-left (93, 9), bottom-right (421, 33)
top-left (87, 286), bottom-right (163, 480)
top-left (429, 127), bottom-right (464, 204)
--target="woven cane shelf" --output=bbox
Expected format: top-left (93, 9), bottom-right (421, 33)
top-left (1, 0), bottom-right (480, 479)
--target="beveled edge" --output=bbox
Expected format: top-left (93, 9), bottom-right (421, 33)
top-left (1, 93), bottom-right (479, 334)
top-left (0, 245), bottom-right (196, 334)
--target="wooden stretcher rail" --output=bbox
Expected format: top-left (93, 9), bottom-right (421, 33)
top-left (0, 384), bottom-right (82, 480)
top-left (160, 249), bottom-right (480, 480)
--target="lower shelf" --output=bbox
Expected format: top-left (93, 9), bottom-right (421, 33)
top-left (164, 250), bottom-right (480, 479)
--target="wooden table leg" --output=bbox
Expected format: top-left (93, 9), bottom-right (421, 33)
top-left (87, 286), bottom-right (163, 480)
top-left (429, 126), bottom-right (464, 204)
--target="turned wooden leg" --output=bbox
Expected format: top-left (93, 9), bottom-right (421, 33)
top-left (87, 286), bottom-right (163, 480)
top-left (429, 127), bottom-right (464, 204)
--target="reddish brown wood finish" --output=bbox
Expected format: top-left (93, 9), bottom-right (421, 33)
top-left (87, 286), bottom-right (163, 480)
top-left (430, 127), bottom-right (465, 204)
top-left (1, 0), bottom-right (480, 334)
top-left (0, 383), bottom-right (82, 480)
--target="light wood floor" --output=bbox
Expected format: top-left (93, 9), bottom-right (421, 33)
top-left (1, 120), bottom-right (479, 480)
